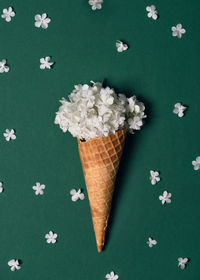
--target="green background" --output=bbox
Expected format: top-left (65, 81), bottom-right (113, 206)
top-left (0, 0), bottom-right (200, 279)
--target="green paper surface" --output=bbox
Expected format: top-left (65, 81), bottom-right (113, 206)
top-left (0, 0), bottom-right (200, 279)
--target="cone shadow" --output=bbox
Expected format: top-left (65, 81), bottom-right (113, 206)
top-left (104, 94), bottom-right (152, 251)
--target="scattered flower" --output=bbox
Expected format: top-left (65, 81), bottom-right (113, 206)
top-left (32, 182), bottom-right (45, 195)
top-left (0, 59), bottom-right (9, 73)
top-left (34, 13), bottom-right (51, 29)
top-left (40, 56), bottom-right (54, 69)
top-left (88, 0), bottom-right (103, 10)
top-left (171, 24), bottom-right (186, 39)
top-left (116, 40), bottom-right (128, 52)
top-left (173, 103), bottom-right (187, 117)
top-left (1, 7), bottom-right (15, 22)
top-left (0, 182), bottom-right (3, 193)
top-left (105, 271), bottom-right (119, 280)
top-left (147, 237), bottom-right (157, 247)
top-left (8, 259), bottom-right (21, 271)
top-left (55, 81), bottom-right (146, 141)
top-left (45, 231), bottom-right (57, 244)
top-left (3, 129), bottom-right (16, 141)
top-left (178, 257), bottom-right (189, 270)
top-left (146, 5), bottom-right (158, 20)
top-left (70, 189), bottom-right (85, 202)
top-left (159, 191), bottom-right (171, 204)
top-left (192, 156), bottom-right (200, 171)
top-left (150, 170), bottom-right (160, 185)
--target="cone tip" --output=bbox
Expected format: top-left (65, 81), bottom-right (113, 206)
top-left (97, 245), bottom-right (103, 252)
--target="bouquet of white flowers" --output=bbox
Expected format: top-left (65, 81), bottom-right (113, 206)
top-left (55, 81), bottom-right (145, 140)
top-left (55, 81), bottom-right (146, 252)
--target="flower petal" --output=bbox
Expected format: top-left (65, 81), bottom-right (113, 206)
top-left (35, 14), bottom-right (41, 21)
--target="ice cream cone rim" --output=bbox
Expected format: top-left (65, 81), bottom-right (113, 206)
top-left (77, 128), bottom-right (128, 143)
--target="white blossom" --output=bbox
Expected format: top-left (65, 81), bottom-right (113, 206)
top-left (192, 156), bottom-right (200, 171)
top-left (0, 59), bottom-right (9, 73)
top-left (173, 103), bottom-right (186, 117)
top-left (128, 116), bottom-right (143, 130)
top-left (55, 81), bottom-right (146, 141)
top-left (159, 191), bottom-right (171, 204)
top-left (40, 56), bottom-right (54, 69)
top-left (147, 237), bottom-right (157, 247)
top-left (0, 182), bottom-right (3, 193)
top-left (146, 5), bottom-right (158, 20)
top-left (178, 257), bottom-right (188, 270)
top-left (70, 189), bottom-right (85, 202)
top-left (8, 259), bottom-right (21, 271)
top-left (1, 7), bottom-right (15, 22)
top-left (116, 40), bottom-right (128, 52)
top-left (45, 231), bottom-right (57, 244)
top-left (35, 13), bottom-right (51, 29)
top-left (105, 271), bottom-right (119, 280)
top-left (3, 129), bottom-right (16, 141)
top-left (32, 182), bottom-right (45, 195)
top-left (149, 170), bottom-right (160, 185)
top-left (89, 0), bottom-right (103, 10)
top-left (171, 24), bottom-right (186, 39)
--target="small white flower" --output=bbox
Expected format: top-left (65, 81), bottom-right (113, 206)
top-left (178, 257), bottom-right (188, 270)
top-left (116, 40), bottom-right (128, 52)
top-left (45, 231), bottom-right (57, 244)
top-left (171, 24), bottom-right (186, 39)
top-left (159, 191), bottom-right (171, 204)
top-left (40, 56), bottom-right (54, 69)
top-left (149, 170), bottom-right (160, 185)
top-left (88, 0), bottom-right (103, 10)
top-left (0, 59), bottom-right (9, 73)
top-left (70, 189), bottom-right (85, 202)
top-left (105, 271), bottom-right (119, 280)
top-left (146, 5), bottom-right (158, 20)
top-left (128, 116), bottom-right (143, 130)
top-left (147, 237), bottom-right (157, 247)
top-left (3, 129), bottom-right (16, 141)
top-left (1, 7), bottom-right (15, 22)
top-left (173, 103), bottom-right (187, 117)
top-left (35, 13), bottom-right (51, 29)
top-left (0, 182), bottom-right (4, 193)
top-left (8, 259), bottom-right (21, 271)
top-left (32, 182), bottom-right (45, 195)
top-left (192, 156), bottom-right (200, 171)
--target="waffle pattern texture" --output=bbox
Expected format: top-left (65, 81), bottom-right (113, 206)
top-left (77, 129), bottom-right (127, 252)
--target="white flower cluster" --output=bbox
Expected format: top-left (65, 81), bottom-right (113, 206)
top-left (55, 82), bottom-right (146, 140)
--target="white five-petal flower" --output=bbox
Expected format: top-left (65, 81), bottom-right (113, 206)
top-left (0, 59), bottom-right (9, 73)
top-left (159, 191), bottom-right (171, 204)
top-left (178, 257), bottom-right (188, 270)
top-left (70, 189), bottom-right (85, 202)
top-left (147, 237), bottom-right (157, 247)
top-left (192, 156), bottom-right (200, 171)
top-left (32, 182), bottom-right (46, 195)
top-left (116, 40), bottom-right (128, 52)
top-left (1, 7), bottom-right (15, 22)
top-left (146, 5), bottom-right (158, 20)
top-left (171, 24), bottom-right (186, 39)
top-left (40, 56), bottom-right (54, 69)
top-left (88, 0), bottom-right (103, 10)
top-left (35, 13), bottom-right (51, 29)
top-left (3, 129), bottom-right (16, 141)
top-left (105, 271), bottom-right (119, 280)
top-left (8, 259), bottom-right (21, 271)
top-left (0, 182), bottom-right (4, 193)
top-left (45, 231), bottom-right (57, 244)
top-left (149, 170), bottom-right (160, 185)
top-left (173, 103), bottom-right (187, 117)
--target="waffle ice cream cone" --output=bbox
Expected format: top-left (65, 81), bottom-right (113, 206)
top-left (77, 129), bottom-right (127, 252)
